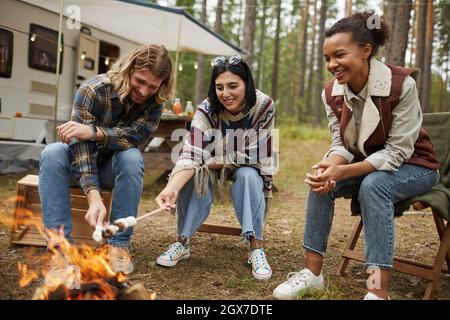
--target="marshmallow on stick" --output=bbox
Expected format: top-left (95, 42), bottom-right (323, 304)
top-left (92, 207), bottom-right (167, 241)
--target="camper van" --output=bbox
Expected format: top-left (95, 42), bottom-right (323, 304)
top-left (0, 0), bottom-right (139, 143)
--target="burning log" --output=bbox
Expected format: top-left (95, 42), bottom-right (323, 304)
top-left (120, 283), bottom-right (155, 300)
top-left (32, 276), bottom-right (154, 300)
top-left (19, 230), bottom-right (156, 300)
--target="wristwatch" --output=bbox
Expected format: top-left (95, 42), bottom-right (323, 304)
top-left (90, 124), bottom-right (97, 141)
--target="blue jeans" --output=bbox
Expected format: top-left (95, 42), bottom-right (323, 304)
top-left (177, 166), bottom-right (266, 242)
top-left (39, 142), bottom-right (144, 247)
top-left (303, 164), bottom-right (439, 269)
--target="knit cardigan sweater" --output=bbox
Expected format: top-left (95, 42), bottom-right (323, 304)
top-left (170, 89), bottom-right (276, 198)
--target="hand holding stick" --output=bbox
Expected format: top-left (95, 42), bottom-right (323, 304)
top-left (92, 207), bottom-right (168, 242)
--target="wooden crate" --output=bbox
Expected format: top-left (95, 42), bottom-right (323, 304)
top-left (10, 175), bottom-right (112, 247)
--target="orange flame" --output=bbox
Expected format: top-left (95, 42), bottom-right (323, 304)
top-left (27, 229), bottom-right (126, 300)
top-left (18, 262), bottom-right (39, 287)
top-left (16, 227), bottom-right (134, 299)
top-left (7, 194), bottom-right (154, 300)
top-left (1, 195), bottom-right (47, 241)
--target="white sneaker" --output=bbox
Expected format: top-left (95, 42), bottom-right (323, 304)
top-left (273, 268), bottom-right (324, 300)
top-left (248, 248), bottom-right (272, 280)
top-left (108, 246), bottom-right (134, 275)
top-left (363, 292), bottom-right (389, 300)
top-left (156, 242), bottom-right (190, 267)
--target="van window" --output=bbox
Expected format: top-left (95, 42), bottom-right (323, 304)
top-left (0, 28), bottom-right (13, 78)
top-left (99, 41), bottom-right (120, 74)
top-left (28, 23), bottom-right (63, 73)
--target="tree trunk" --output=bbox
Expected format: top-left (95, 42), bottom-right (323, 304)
top-left (407, 0), bottom-right (417, 66)
top-left (385, 0), bottom-right (412, 66)
top-left (421, 0), bottom-right (434, 112)
top-left (214, 0), bottom-right (223, 35)
top-left (243, 0), bottom-right (257, 67)
top-left (255, 0), bottom-right (267, 89)
top-left (271, 0), bottom-right (282, 101)
top-left (345, 0), bottom-right (352, 16)
top-left (297, 0), bottom-right (309, 101)
top-left (237, 0), bottom-right (244, 47)
top-left (446, 60), bottom-right (450, 112)
top-left (305, 0), bottom-right (318, 120)
top-left (415, 0), bottom-right (427, 99)
top-left (194, 0), bottom-right (207, 105)
top-left (383, 0), bottom-right (395, 62)
top-left (289, 0), bottom-right (301, 116)
top-left (436, 74), bottom-right (442, 113)
top-left (314, 0), bottom-right (326, 126)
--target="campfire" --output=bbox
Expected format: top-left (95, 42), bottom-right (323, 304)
top-left (18, 230), bottom-right (156, 300)
top-left (1, 203), bottom-right (155, 300)
top-left (1, 193), bottom-right (159, 300)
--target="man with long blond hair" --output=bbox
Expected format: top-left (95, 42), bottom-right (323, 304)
top-left (39, 44), bottom-right (174, 274)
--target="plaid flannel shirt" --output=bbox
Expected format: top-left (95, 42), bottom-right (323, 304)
top-left (69, 74), bottom-right (163, 194)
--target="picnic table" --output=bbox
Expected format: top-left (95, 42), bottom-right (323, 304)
top-left (142, 113), bottom-right (192, 175)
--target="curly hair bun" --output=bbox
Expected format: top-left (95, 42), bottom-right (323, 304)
top-left (325, 11), bottom-right (390, 57)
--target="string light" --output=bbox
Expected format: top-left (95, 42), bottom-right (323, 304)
top-left (178, 63), bottom-right (183, 72)
top-left (194, 62), bottom-right (198, 70)
top-left (30, 33), bottom-right (36, 42)
top-left (80, 51), bottom-right (86, 60)
top-left (105, 56), bottom-right (110, 66)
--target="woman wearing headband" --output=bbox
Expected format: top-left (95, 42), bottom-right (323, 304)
top-left (155, 55), bottom-right (276, 281)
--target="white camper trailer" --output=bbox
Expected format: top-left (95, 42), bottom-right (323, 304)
top-left (0, 0), bottom-right (241, 144)
top-left (0, 0), bottom-right (139, 143)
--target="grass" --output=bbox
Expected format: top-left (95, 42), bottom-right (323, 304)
top-left (0, 125), bottom-right (449, 300)
top-left (296, 282), bottom-right (344, 300)
top-left (279, 124), bottom-right (330, 141)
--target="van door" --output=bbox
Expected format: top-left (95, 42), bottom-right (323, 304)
top-left (75, 33), bottom-right (99, 89)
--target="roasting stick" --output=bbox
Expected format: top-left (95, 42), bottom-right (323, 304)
top-left (92, 207), bottom-right (169, 242)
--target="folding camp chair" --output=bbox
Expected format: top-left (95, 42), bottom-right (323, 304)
top-left (337, 112), bottom-right (450, 300)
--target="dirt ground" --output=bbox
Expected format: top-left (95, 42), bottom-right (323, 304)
top-left (0, 138), bottom-right (449, 300)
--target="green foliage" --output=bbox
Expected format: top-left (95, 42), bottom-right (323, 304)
top-left (430, 72), bottom-right (450, 113)
top-left (437, 0), bottom-right (450, 64)
top-left (173, 52), bottom-right (209, 104)
top-left (278, 122), bottom-right (330, 141)
top-left (353, 0), bottom-right (373, 12)
top-left (166, 0), bottom-right (450, 121)
top-left (175, 0), bottom-right (196, 15)
top-left (222, 0), bottom-right (243, 47)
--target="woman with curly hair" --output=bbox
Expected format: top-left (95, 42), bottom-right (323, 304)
top-left (273, 12), bottom-right (439, 300)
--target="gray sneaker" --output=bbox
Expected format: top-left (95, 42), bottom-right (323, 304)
top-left (248, 248), bottom-right (272, 280)
top-left (156, 242), bottom-right (190, 267)
top-left (108, 246), bottom-right (134, 275)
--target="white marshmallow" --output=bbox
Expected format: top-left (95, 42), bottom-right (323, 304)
top-left (104, 224), bottom-right (120, 235)
top-left (114, 216), bottom-right (137, 229)
top-left (92, 225), bottom-right (104, 242)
